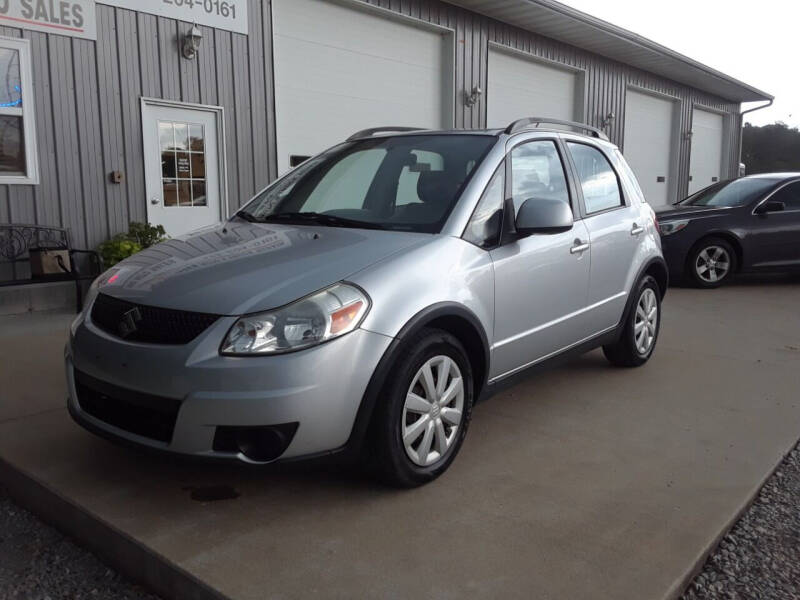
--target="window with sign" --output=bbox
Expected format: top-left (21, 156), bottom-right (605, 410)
top-left (159, 120), bottom-right (207, 207)
top-left (0, 37), bottom-right (38, 184)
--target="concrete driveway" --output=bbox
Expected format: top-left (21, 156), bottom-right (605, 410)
top-left (1, 277), bottom-right (799, 600)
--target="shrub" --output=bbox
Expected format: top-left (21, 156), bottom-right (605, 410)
top-left (98, 222), bottom-right (167, 266)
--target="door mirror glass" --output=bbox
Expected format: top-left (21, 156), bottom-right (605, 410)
top-left (515, 197), bottom-right (574, 236)
top-left (756, 200), bottom-right (785, 214)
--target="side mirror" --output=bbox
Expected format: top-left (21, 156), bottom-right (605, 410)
top-left (515, 197), bottom-right (574, 236)
top-left (755, 200), bottom-right (785, 214)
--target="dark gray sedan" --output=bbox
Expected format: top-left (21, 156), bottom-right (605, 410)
top-left (656, 173), bottom-right (800, 287)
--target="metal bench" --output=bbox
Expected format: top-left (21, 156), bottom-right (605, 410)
top-left (0, 224), bottom-right (102, 312)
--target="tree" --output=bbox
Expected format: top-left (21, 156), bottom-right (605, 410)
top-left (742, 122), bottom-right (800, 174)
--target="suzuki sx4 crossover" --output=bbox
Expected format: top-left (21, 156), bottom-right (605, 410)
top-left (67, 120), bottom-right (667, 487)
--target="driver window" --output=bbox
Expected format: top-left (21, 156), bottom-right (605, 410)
top-left (510, 141), bottom-right (570, 214)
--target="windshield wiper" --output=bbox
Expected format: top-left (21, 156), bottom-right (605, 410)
top-left (259, 212), bottom-right (385, 230)
top-left (234, 210), bottom-right (259, 223)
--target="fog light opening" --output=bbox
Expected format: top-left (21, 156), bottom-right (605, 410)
top-left (213, 423), bottom-right (299, 462)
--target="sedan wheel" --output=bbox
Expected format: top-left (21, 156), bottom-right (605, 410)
top-left (694, 245), bottom-right (731, 284)
top-left (402, 355), bottom-right (464, 467)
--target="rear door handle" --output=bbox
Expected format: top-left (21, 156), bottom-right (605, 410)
top-left (570, 240), bottom-right (590, 254)
top-left (631, 223), bottom-right (644, 236)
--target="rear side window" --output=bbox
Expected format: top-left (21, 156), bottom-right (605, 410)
top-left (509, 140), bottom-right (570, 215)
top-left (567, 142), bottom-right (624, 214)
top-left (770, 181), bottom-right (800, 211)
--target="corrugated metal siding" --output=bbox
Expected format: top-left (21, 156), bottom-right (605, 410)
top-left (0, 0), bottom-right (741, 248)
top-left (0, 1), bottom-right (276, 249)
top-left (362, 0), bottom-right (741, 199)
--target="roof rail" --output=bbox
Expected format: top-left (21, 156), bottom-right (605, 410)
top-left (504, 117), bottom-right (609, 141)
top-left (346, 126), bottom-right (425, 141)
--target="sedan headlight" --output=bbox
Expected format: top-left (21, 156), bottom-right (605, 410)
top-left (659, 219), bottom-right (690, 236)
top-left (221, 283), bottom-right (370, 355)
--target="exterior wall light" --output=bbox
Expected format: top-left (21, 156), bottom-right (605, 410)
top-left (182, 24), bottom-right (203, 60)
top-left (465, 86), bottom-right (482, 107)
top-left (601, 111), bottom-right (615, 130)
top-left (685, 130), bottom-right (694, 140)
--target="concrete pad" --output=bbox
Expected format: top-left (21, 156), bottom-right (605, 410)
top-left (1, 279), bottom-right (799, 600)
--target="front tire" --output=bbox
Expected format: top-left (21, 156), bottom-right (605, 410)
top-left (369, 328), bottom-right (474, 487)
top-left (687, 237), bottom-right (736, 288)
top-left (603, 275), bottom-right (661, 367)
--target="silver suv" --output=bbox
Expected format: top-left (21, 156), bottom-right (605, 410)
top-left (67, 118), bottom-right (667, 486)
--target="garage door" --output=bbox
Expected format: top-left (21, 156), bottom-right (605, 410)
top-left (272, 0), bottom-right (453, 174)
top-left (623, 89), bottom-right (676, 207)
top-left (487, 47), bottom-right (580, 128)
top-left (689, 109), bottom-right (724, 195)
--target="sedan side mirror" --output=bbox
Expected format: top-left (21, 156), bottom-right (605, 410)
top-left (755, 200), bottom-right (785, 214)
top-left (515, 197), bottom-right (574, 236)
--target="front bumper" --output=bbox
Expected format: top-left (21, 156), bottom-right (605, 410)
top-left (66, 310), bottom-right (392, 463)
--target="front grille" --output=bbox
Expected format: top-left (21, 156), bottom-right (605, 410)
top-left (91, 293), bottom-right (219, 344)
top-left (74, 369), bottom-right (180, 443)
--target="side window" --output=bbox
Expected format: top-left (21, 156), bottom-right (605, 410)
top-left (396, 150), bottom-right (445, 207)
top-left (463, 164), bottom-right (504, 248)
top-left (510, 140), bottom-right (570, 215)
top-left (567, 142), bottom-right (624, 214)
top-left (770, 182), bottom-right (800, 211)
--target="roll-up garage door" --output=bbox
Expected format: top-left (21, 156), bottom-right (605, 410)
top-left (689, 109), bottom-right (724, 195)
top-left (272, 0), bottom-right (454, 174)
top-left (487, 47), bottom-right (581, 128)
top-left (623, 89), bottom-right (677, 207)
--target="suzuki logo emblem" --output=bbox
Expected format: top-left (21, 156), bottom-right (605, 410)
top-left (118, 307), bottom-right (143, 338)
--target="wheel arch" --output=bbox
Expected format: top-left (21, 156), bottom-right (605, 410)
top-left (344, 303), bottom-right (490, 456)
top-left (687, 231), bottom-right (744, 273)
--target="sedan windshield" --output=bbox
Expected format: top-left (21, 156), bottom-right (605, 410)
top-left (237, 135), bottom-right (495, 233)
top-left (681, 178), bottom-right (782, 207)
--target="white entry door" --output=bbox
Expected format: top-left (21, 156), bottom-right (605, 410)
top-left (623, 89), bottom-right (677, 207)
top-left (689, 108), bottom-right (724, 195)
top-left (142, 102), bottom-right (224, 237)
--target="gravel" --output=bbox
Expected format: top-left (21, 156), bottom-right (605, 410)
top-left (0, 486), bottom-right (159, 600)
top-left (681, 443), bottom-right (800, 600)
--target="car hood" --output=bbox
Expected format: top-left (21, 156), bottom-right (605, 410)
top-left (98, 221), bottom-right (430, 315)
top-left (654, 204), bottom-right (734, 220)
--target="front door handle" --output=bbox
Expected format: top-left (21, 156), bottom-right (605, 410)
top-left (570, 239), bottom-right (590, 254)
top-left (150, 197), bottom-right (160, 205)
top-left (631, 223), bottom-right (644, 236)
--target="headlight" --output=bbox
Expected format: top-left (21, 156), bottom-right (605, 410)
top-left (659, 219), bottom-right (690, 236)
top-left (220, 283), bottom-right (370, 355)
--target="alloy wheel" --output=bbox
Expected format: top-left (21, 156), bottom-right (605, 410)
top-left (402, 355), bottom-right (464, 467)
top-left (695, 245), bottom-right (731, 283)
top-left (634, 288), bottom-right (658, 355)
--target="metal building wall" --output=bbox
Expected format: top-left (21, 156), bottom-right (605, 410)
top-left (0, 0), bottom-right (277, 250)
top-left (0, 0), bottom-right (742, 250)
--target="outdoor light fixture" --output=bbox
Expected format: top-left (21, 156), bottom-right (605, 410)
top-left (182, 24), bottom-right (203, 60)
top-left (465, 86), bottom-right (482, 107)
top-left (601, 111), bottom-right (615, 130)
top-left (685, 130), bottom-right (694, 140)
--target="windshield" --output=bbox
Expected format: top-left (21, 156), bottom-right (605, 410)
top-left (237, 135), bottom-right (496, 233)
top-left (681, 178), bottom-right (781, 207)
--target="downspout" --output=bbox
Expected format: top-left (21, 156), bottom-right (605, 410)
top-left (738, 99), bottom-right (774, 173)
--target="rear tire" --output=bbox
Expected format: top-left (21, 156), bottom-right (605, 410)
top-left (603, 275), bottom-right (661, 367)
top-left (368, 328), bottom-right (473, 487)
top-left (687, 237), bottom-right (737, 288)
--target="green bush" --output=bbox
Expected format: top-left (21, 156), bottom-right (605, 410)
top-left (98, 222), bottom-right (167, 266)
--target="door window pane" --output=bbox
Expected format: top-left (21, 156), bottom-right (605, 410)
top-left (0, 49), bottom-right (22, 108)
top-left (567, 142), bottom-right (624, 214)
top-left (0, 115), bottom-right (25, 175)
top-left (770, 182), bottom-right (800, 211)
top-left (158, 121), bottom-right (208, 208)
top-left (163, 179), bottom-right (177, 206)
top-left (510, 141), bottom-right (570, 214)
